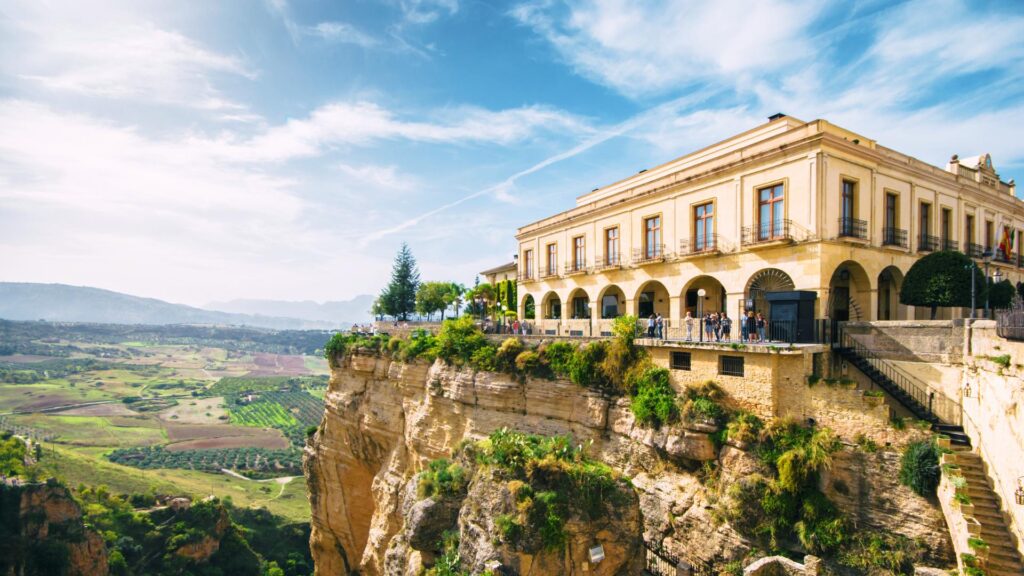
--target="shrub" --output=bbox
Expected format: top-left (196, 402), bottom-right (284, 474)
top-left (305, 425), bottom-right (318, 438)
top-left (542, 342), bottom-right (576, 377)
top-left (417, 458), bottom-right (468, 499)
top-left (495, 338), bottom-right (524, 372)
top-left (988, 354), bottom-right (1011, 368)
top-left (726, 412), bottom-right (763, 444)
top-left (435, 317), bottom-right (488, 364)
top-left (401, 331), bottom-right (438, 361)
top-left (680, 382), bottom-right (726, 425)
top-left (568, 340), bottom-right (612, 392)
top-left (514, 351), bottom-right (541, 376)
top-left (839, 531), bottom-right (918, 575)
top-left (899, 440), bottom-right (941, 497)
top-left (630, 365), bottom-right (678, 428)
top-left (469, 345), bottom-right (498, 372)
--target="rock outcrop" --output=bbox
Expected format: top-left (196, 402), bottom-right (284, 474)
top-left (0, 482), bottom-right (109, 576)
top-left (304, 352), bottom-right (956, 575)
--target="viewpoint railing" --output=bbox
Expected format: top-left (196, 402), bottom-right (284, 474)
top-left (996, 308), bottom-right (1024, 340)
top-left (644, 542), bottom-right (691, 576)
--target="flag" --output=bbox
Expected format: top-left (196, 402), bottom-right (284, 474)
top-left (999, 226), bottom-right (1015, 260)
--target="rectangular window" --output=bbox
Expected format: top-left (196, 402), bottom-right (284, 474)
top-left (720, 355), bottom-right (745, 377)
top-left (941, 208), bottom-right (952, 244)
top-left (758, 184), bottom-right (785, 239)
top-left (644, 216), bottom-right (662, 259)
top-left (986, 220), bottom-right (994, 250)
top-left (605, 227), bottom-right (619, 265)
top-left (841, 180), bottom-right (856, 220)
top-left (670, 351), bottom-right (691, 371)
top-left (883, 193), bottom-right (901, 246)
top-left (694, 202), bottom-right (714, 251)
top-left (523, 249), bottom-right (533, 279)
top-left (966, 214), bottom-right (975, 245)
top-left (919, 202), bottom-right (931, 236)
top-left (546, 243), bottom-right (557, 276)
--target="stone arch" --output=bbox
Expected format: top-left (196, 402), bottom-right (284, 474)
top-left (566, 287), bottom-right (592, 319)
top-left (540, 291), bottom-right (562, 320)
top-left (597, 285), bottom-right (626, 319)
top-left (744, 268), bottom-right (796, 314)
top-left (521, 293), bottom-right (536, 320)
top-left (877, 266), bottom-right (906, 320)
top-left (682, 275), bottom-right (727, 316)
top-left (827, 261), bottom-right (872, 321)
top-left (633, 281), bottom-right (671, 319)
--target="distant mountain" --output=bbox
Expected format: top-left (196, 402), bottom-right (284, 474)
top-left (0, 283), bottom-right (345, 330)
top-left (203, 295), bottom-right (375, 325)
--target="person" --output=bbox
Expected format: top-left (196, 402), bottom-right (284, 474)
top-left (513, 319), bottom-right (520, 335)
top-left (721, 312), bottom-right (731, 341)
top-left (704, 313), bottom-right (714, 341)
top-left (746, 311), bottom-right (757, 343)
top-left (713, 313), bottom-right (722, 342)
top-left (655, 313), bottom-right (664, 339)
top-left (647, 314), bottom-right (656, 337)
top-left (757, 313), bottom-right (767, 342)
top-left (684, 311), bottom-right (694, 341)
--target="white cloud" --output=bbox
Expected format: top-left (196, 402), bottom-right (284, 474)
top-left (511, 0), bottom-right (823, 97)
top-left (399, 0), bottom-right (459, 24)
top-left (196, 101), bottom-right (595, 163)
top-left (3, 3), bottom-right (254, 110)
top-left (336, 163), bottom-right (417, 191)
top-left (309, 22), bottom-right (380, 47)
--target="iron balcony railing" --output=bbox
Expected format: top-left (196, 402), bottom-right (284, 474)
top-left (881, 227), bottom-right (908, 248)
top-left (562, 261), bottom-right (589, 275)
top-left (538, 265), bottom-right (559, 279)
top-left (997, 309), bottom-right (1024, 340)
top-left (967, 242), bottom-right (984, 258)
top-left (838, 217), bottom-right (868, 239)
top-left (680, 234), bottom-right (722, 255)
top-left (994, 250), bottom-right (1015, 264)
top-left (742, 219), bottom-right (792, 245)
top-left (836, 331), bottom-right (962, 426)
top-left (941, 238), bottom-right (959, 252)
top-left (917, 234), bottom-right (939, 252)
top-left (631, 245), bottom-right (667, 265)
top-left (592, 254), bottom-right (621, 272)
top-left (516, 271), bottom-right (535, 282)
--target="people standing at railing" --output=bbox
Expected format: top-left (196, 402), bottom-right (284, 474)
top-left (704, 313), bottom-right (714, 341)
top-left (756, 313), bottom-right (766, 342)
top-left (646, 314), bottom-right (655, 337)
top-left (746, 311), bottom-right (757, 343)
top-left (721, 312), bottom-right (732, 341)
top-left (684, 311), bottom-right (694, 341)
top-left (655, 313), bottom-right (664, 339)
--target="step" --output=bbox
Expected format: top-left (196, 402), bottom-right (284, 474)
top-left (984, 558), bottom-right (1024, 573)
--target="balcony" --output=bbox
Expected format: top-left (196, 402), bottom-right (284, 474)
top-left (592, 254), bottom-right (622, 272)
top-left (917, 234), bottom-right (939, 253)
top-left (838, 217), bottom-right (868, 240)
top-left (562, 261), bottom-right (589, 276)
top-left (994, 250), bottom-right (1015, 264)
top-left (679, 235), bottom-right (723, 256)
top-left (517, 271), bottom-right (535, 282)
top-left (941, 238), bottom-right (959, 252)
top-left (742, 219), bottom-right (792, 245)
top-left (966, 243), bottom-right (984, 258)
top-left (881, 227), bottom-right (908, 248)
top-left (538, 266), bottom-right (559, 280)
top-left (631, 245), bottom-right (667, 266)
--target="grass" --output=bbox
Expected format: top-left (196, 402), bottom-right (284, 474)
top-left (10, 413), bottom-right (167, 447)
top-left (36, 444), bottom-right (310, 521)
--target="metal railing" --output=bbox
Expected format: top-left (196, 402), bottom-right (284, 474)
top-left (538, 266), bottom-right (559, 279)
top-left (967, 242), bottom-right (984, 258)
top-left (644, 542), bottom-right (689, 576)
top-left (679, 234), bottom-right (723, 255)
top-left (881, 227), bottom-right (907, 248)
top-left (562, 261), bottom-right (589, 275)
top-left (941, 238), bottom-right (959, 252)
top-left (632, 245), bottom-right (667, 265)
top-left (742, 219), bottom-right (792, 245)
top-left (917, 234), bottom-right (939, 252)
top-left (516, 271), bottom-right (535, 282)
top-left (592, 254), bottom-right (621, 272)
top-left (994, 250), bottom-right (1015, 264)
top-left (838, 217), bottom-right (868, 239)
top-left (836, 331), bottom-right (961, 425)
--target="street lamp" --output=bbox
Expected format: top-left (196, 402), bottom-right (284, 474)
top-left (968, 263), bottom-right (977, 320)
top-left (697, 288), bottom-right (707, 342)
top-left (983, 250), bottom-right (993, 318)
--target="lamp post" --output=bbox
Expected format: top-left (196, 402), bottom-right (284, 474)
top-left (697, 288), bottom-right (707, 343)
top-left (968, 264), bottom-right (976, 320)
top-left (983, 250), bottom-right (993, 318)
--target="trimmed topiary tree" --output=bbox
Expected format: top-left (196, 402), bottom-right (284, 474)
top-left (900, 250), bottom-right (985, 319)
top-left (989, 279), bottom-right (1014, 309)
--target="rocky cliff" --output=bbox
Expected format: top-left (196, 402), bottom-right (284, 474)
top-left (304, 352), bottom-right (955, 575)
top-left (0, 482), bottom-right (109, 576)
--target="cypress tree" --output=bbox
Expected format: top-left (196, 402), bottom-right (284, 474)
top-left (381, 243), bottom-right (420, 320)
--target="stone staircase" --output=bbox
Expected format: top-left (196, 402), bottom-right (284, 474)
top-left (956, 452), bottom-right (1024, 575)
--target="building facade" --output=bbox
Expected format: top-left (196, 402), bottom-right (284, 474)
top-left (515, 115), bottom-right (1022, 337)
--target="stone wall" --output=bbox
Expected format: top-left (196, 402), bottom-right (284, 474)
top-left (843, 320), bottom-right (965, 363)
top-left (962, 321), bottom-right (1024, 557)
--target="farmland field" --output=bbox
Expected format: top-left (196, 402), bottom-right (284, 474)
top-left (0, 320), bottom-right (332, 521)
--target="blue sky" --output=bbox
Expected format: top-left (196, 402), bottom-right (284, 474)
top-left (1, 0), bottom-right (1023, 306)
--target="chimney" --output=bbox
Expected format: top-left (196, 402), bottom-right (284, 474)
top-left (946, 154), bottom-right (960, 175)
top-left (768, 113), bottom-right (786, 122)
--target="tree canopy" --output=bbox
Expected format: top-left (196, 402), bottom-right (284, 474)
top-left (899, 250), bottom-right (985, 319)
top-left (379, 243), bottom-right (420, 320)
top-left (416, 281), bottom-right (464, 321)
top-left (989, 278), bottom-right (1014, 309)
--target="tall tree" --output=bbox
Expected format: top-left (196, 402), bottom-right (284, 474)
top-left (381, 243), bottom-right (420, 320)
top-left (900, 250), bottom-right (985, 319)
top-left (416, 281), bottom-right (451, 321)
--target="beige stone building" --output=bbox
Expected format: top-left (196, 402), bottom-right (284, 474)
top-left (515, 114), bottom-right (1022, 336)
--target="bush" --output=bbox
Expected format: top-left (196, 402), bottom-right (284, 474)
top-left (435, 317), bottom-right (488, 364)
top-left (418, 458), bottom-right (468, 499)
top-left (542, 342), bottom-right (576, 377)
top-left (839, 531), bottom-right (918, 575)
top-left (900, 250), bottom-right (985, 319)
top-left (899, 440), bottom-right (941, 497)
top-left (630, 365), bottom-right (678, 428)
top-left (514, 351), bottom-right (541, 375)
top-left (495, 338), bottom-right (524, 372)
top-left (680, 381), bottom-right (726, 425)
top-left (726, 412), bottom-right (763, 444)
top-left (469, 345), bottom-right (498, 372)
top-left (568, 340), bottom-right (612, 391)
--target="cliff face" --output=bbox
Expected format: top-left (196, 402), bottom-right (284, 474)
top-left (304, 353), bottom-right (954, 575)
top-left (0, 483), bottom-right (109, 576)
